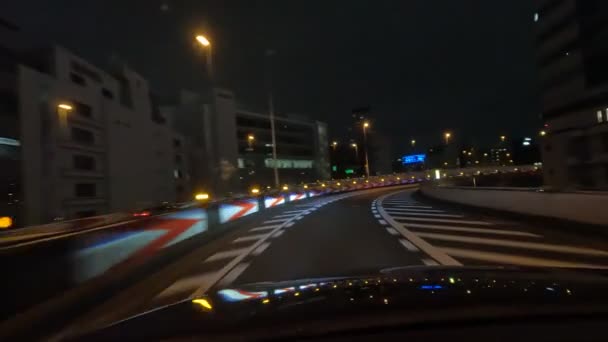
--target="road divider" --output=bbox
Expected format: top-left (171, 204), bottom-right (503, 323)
top-left (219, 200), bottom-right (259, 223)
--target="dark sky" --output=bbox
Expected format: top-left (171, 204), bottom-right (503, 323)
top-left (3, 0), bottom-right (541, 154)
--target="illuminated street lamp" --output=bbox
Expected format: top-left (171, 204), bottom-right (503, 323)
top-left (362, 121), bottom-right (370, 177)
top-left (444, 132), bottom-right (452, 145)
top-left (331, 141), bottom-right (338, 151)
top-left (194, 34), bottom-right (213, 81)
top-left (58, 103), bottom-right (73, 111)
top-left (351, 143), bottom-right (359, 159)
top-left (539, 130), bottom-right (547, 136)
top-left (247, 134), bottom-right (255, 149)
top-left (500, 135), bottom-right (506, 142)
top-left (411, 139), bottom-right (416, 147)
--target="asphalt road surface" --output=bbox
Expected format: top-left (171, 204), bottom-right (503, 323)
top-left (20, 185), bottom-right (608, 337)
top-left (73, 185), bottom-right (608, 329)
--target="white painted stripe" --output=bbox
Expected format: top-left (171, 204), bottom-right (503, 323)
top-left (233, 233), bottom-right (269, 243)
top-left (273, 230), bottom-right (285, 238)
top-left (250, 225), bottom-right (281, 232)
top-left (273, 213), bottom-right (296, 218)
top-left (376, 191), bottom-right (461, 266)
top-left (399, 239), bottom-right (419, 252)
top-left (217, 263), bottom-right (250, 287)
top-left (404, 222), bottom-right (541, 237)
top-left (373, 214), bottom-right (381, 218)
top-left (416, 233), bottom-right (608, 256)
top-left (285, 221), bottom-right (295, 228)
top-left (378, 219), bottom-right (388, 225)
top-left (263, 218), bottom-right (288, 224)
top-left (389, 212), bottom-right (463, 218)
top-left (386, 227), bottom-right (399, 235)
top-left (440, 247), bottom-right (608, 269)
top-left (251, 242), bottom-right (271, 256)
top-left (205, 247), bottom-right (250, 262)
top-left (386, 205), bottom-right (433, 209)
top-left (394, 217), bottom-right (493, 225)
top-left (157, 272), bottom-right (218, 299)
top-left (283, 210), bottom-right (307, 214)
top-left (383, 208), bottom-right (444, 213)
top-left (295, 216), bottom-right (304, 220)
top-left (421, 258), bottom-right (439, 266)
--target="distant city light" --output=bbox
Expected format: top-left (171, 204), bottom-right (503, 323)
top-left (58, 103), bottom-right (73, 110)
top-left (523, 141), bottom-right (531, 146)
top-left (534, 12), bottom-right (539, 22)
top-left (524, 137), bottom-right (532, 141)
top-left (194, 193), bottom-right (210, 201)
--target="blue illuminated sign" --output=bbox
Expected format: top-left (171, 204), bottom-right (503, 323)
top-left (402, 154), bottom-right (426, 165)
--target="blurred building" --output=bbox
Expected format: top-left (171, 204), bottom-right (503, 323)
top-left (533, 0), bottom-right (608, 189)
top-left (163, 89), bottom-right (330, 194)
top-left (1, 20), bottom-right (182, 225)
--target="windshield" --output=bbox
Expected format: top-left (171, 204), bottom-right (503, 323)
top-left (1, 1), bottom-right (608, 340)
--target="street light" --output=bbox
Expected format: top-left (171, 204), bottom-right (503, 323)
top-left (444, 132), bottom-right (452, 145)
top-left (411, 139), bottom-right (416, 147)
top-left (351, 143), bottom-right (359, 159)
top-left (539, 130), bottom-right (547, 136)
top-left (58, 103), bottom-right (73, 111)
top-left (500, 135), bottom-right (506, 142)
top-left (247, 134), bottom-right (255, 149)
top-left (331, 141), bottom-right (338, 151)
top-left (194, 34), bottom-right (213, 81)
top-left (362, 121), bottom-right (370, 177)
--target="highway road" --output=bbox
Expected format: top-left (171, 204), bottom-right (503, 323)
top-left (7, 186), bottom-right (608, 338)
top-left (65, 185), bottom-right (608, 333)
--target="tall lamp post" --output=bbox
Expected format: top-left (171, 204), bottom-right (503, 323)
top-left (195, 35), bottom-right (213, 82)
top-left (266, 50), bottom-right (279, 188)
top-left (363, 121), bottom-right (370, 177)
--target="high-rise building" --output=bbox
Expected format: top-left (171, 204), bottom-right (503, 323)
top-left (533, 0), bottom-right (608, 189)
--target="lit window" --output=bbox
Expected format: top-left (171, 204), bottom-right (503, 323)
top-left (534, 13), bottom-right (539, 22)
top-left (598, 110), bottom-right (604, 123)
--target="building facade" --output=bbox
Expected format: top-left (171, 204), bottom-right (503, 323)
top-left (164, 89), bottom-right (331, 195)
top-left (533, 0), bottom-right (608, 189)
top-left (1, 20), bottom-right (181, 225)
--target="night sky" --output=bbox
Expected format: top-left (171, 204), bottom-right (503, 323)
top-left (3, 1), bottom-right (541, 155)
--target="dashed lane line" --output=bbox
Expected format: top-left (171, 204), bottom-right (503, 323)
top-left (272, 230), bottom-right (285, 238)
top-left (251, 242), bottom-right (271, 256)
top-left (378, 219), bottom-right (388, 225)
top-left (263, 218), bottom-right (289, 224)
top-left (421, 258), bottom-right (439, 266)
top-left (386, 227), bottom-right (399, 235)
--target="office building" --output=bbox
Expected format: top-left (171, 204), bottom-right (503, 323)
top-left (1, 19), bottom-right (181, 225)
top-left (533, 0), bottom-right (608, 189)
top-left (163, 89), bottom-right (331, 194)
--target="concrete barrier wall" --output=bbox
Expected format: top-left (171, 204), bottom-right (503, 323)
top-left (421, 185), bottom-right (608, 226)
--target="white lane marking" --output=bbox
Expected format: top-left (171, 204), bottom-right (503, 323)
top-left (285, 221), bottom-right (295, 228)
top-left (284, 210), bottom-right (308, 213)
top-left (156, 272), bottom-right (218, 299)
top-left (273, 213), bottom-right (297, 218)
top-left (273, 230), bottom-right (285, 238)
top-left (393, 217), bottom-right (493, 225)
top-left (378, 219), bottom-right (388, 225)
top-left (399, 239), bottom-right (420, 252)
top-left (376, 191), bottom-right (461, 266)
top-left (251, 242), bottom-right (271, 256)
top-left (386, 227), bottom-right (399, 235)
top-left (205, 247), bottom-right (250, 262)
top-left (263, 218), bottom-right (288, 224)
top-left (421, 258), bottom-right (439, 266)
top-left (189, 184), bottom-right (419, 298)
top-left (374, 214), bottom-right (381, 218)
top-left (383, 208), bottom-right (444, 213)
top-left (416, 232), bottom-right (608, 256)
top-left (250, 225), bottom-right (281, 232)
top-left (295, 216), bottom-right (304, 220)
top-left (217, 263), bottom-right (250, 287)
top-left (440, 247), bottom-right (608, 269)
top-left (386, 205), bottom-right (433, 209)
top-left (404, 222), bottom-right (541, 237)
top-left (389, 212), bottom-right (463, 218)
top-left (233, 233), bottom-right (269, 243)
